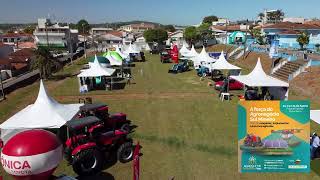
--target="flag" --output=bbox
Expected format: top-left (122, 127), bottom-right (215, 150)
top-left (133, 142), bottom-right (140, 180)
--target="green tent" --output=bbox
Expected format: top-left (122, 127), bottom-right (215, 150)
top-left (103, 51), bottom-right (123, 66)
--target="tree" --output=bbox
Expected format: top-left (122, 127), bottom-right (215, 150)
top-left (250, 28), bottom-right (265, 45)
top-left (258, 13), bottom-right (264, 20)
top-left (296, 32), bottom-right (310, 50)
top-left (184, 26), bottom-right (199, 45)
top-left (197, 23), bottom-right (212, 40)
top-left (163, 25), bottom-right (175, 32)
top-left (31, 47), bottom-right (61, 79)
top-left (23, 26), bottom-right (35, 34)
top-left (77, 19), bottom-right (90, 34)
top-left (202, 15), bottom-right (218, 24)
top-left (143, 29), bottom-right (168, 44)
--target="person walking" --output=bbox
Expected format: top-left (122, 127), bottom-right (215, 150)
top-left (311, 133), bottom-right (320, 159)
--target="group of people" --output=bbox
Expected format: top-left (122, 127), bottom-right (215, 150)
top-left (244, 87), bottom-right (272, 100)
top-left (311, 132), bottom-right (320, 159)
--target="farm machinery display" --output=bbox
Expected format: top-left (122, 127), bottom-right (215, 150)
top-left (63, 98), bottom-right (137, 176)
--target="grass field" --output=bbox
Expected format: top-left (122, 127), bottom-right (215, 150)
top-left (0, 52), bottom-right (320, 180)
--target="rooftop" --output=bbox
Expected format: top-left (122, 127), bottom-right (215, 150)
top-left (263, 22), bottom-right (320, 30)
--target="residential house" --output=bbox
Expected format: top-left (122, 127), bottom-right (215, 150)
top-left (212, 18), bottom-right (230, 26)
top-left (0, 33), bottom-right (33, 47)
top-left (262, 22), bottom-right (320, 49)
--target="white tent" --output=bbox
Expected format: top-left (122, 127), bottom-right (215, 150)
top-left (179, 43), bottom-right (190, 56)
top-left (230, 58), bottom-right (289, 87)
top-left (123, 43), bottom-right (140, 54)
top-left (183, 45), bottom-right (199, 58)
top-left (192, 47), bottom-right (216, 64)
top-left (230, 58), bottom-right (289, 100)
top-left (78, 55), bottom-right (116, 77)
top-left (116, 46), bottom-right (129, 59)
top-left (311, 110), bottom-right (320, 124)
top-left (0, 80), bottom-right (82, 142)
top-left (210, 51), bottom-right (241, 70)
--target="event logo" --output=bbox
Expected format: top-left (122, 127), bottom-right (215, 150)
top-left (248, 156), bottom-right (256, 165)
top-left (1, 156), bottom-right (31, 170)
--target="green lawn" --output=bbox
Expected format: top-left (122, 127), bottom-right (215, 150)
top-left (0, 53), bottom-right (320, 179)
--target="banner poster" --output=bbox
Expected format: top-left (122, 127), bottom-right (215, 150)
top-left (269, 40), bottom-right (279, 58)
top-left (238, 101), bottom-right (310, 173)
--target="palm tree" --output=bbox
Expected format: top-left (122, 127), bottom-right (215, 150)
top-left (31, 47), bottom-right (61, 79)
top-left (258, 13), bottom-right (264, 20)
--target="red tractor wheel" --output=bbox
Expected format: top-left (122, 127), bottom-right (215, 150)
top-left (117, 142), bottom-right (133, 163)
top-left (72, 148), bottom-right (104, 176)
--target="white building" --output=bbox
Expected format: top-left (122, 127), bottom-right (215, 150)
top-left (119, 23), bottom-right (156, 33)
top-left (259, 9), bottom-right (284, 24)
top-left (212, 18), bottom-right (230, 26)
top-left (33, 18), bottom-right (79, 50)
top-left (90, 27), bottom-right (113, 35)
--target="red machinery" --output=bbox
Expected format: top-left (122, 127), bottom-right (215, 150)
top-left (170, 45), bottom-right (179, 63)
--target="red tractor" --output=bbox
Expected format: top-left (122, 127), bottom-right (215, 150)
top-left (77, 100), bottom-right (131, 132)
top-left (64, 116), bottom-right (134, 176)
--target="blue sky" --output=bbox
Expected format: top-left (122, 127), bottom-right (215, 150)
top-left (0, 0), bottom-right (318, 25)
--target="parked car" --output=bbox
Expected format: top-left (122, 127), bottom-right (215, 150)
top-left (214, 78), bottom-right (244, 90)
top-left (160, 51), bottom-right (171, 63)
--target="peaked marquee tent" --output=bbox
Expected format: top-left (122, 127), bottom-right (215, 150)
top-left (179, 43), bottom-right (191, 56)
top-left (192, 47), bottom-right (216, 64)
top-left (0, 80), bottom-right (82, 142)
top-left (230, 58), bottom-right (289, 100)
top-left (116, 46), bottom-right (129, 59)
top-left (311, 110), bottom-right (320, 124)
top-left (78, 55), bottom-right (116, 77)
top-left (210, 51), bottom-right (241, 71)
top-left (103, 51), bottom-right (123, 66)
top-left (123, 43), bottom-right (140, 54)
top-left (183, 45), bottom-right (199, 58)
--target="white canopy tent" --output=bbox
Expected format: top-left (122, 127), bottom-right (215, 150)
top-left (0, 80), bottom-right (82, 142)
top-left (179, 43), bottom-right (191, 56)
top-left (123, 43), bottom-right (140, 54)
top-left (311, 110), bottom-right (320, 124)
top-left (230, 58), bottom-right (289, 100)
top-left (116, 46), bottom-right (129, 59)
top-left (78, 55), bottom-right (116, 77)
top-left (183, 45), bottom-right (199, 58)
top-left (192, 47), bottom-right (216, 64)
top-left (191, 47), bottom-right (216, 69)
top-left (210, 51), bottom-right (241, 71)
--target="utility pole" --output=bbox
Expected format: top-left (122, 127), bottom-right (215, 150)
top-left (82, 24), bottom-right (87, 59)
top-left (225, 19), bottom-right (228, 58)
top-left (68, 23), bottom-right (73, 64)
top-left (45, 22), bottom-right (49, 49)
top-left (243, 20), bottom-right (249, 60)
